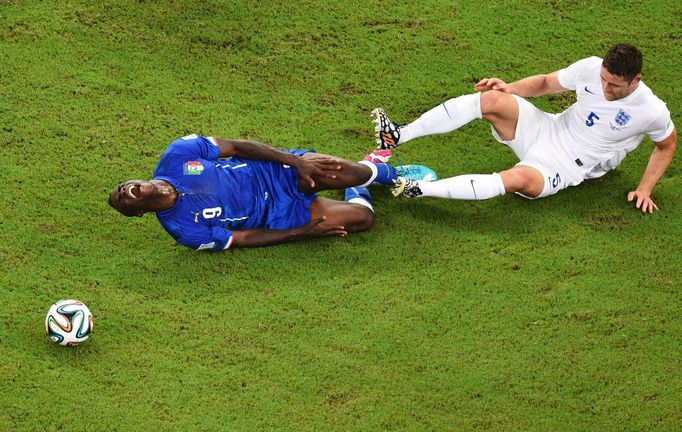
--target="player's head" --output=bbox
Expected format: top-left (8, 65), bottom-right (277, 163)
top-left (600, 43), bottom-right (642, 100)
top-left (108, 180), bottom-right (156, 217)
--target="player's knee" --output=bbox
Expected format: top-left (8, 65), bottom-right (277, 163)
top-left (501, 169), bottom-right (543, 197)
top-left (348, 206), bottom-right (374, 233)
top-left (501, 170), bottom-right (528, 192)
top-left (480, 90), bottom-right (512, 117)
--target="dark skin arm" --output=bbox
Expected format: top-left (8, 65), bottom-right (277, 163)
top-left (214, 138), bottom-right (342, 188)
top-left (229, 217), bottom-right (347, 248)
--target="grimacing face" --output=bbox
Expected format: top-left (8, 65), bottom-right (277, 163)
top-left (108, 180), bottom-right (154, 217)
top-left (600, 66), bottom-right (640, 101)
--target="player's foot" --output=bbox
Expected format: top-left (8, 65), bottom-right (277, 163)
top-left (371, 108), bottom-right (402, 149)
top-left (363, 149), bottom-right (393, 164)
top-left (390, 176), bottom-right (423, 198)
top-left (394, 164), bottom-right (437, 182)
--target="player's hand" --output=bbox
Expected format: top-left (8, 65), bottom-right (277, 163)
top-left (299, 216), bottom-right (347, 238)
top-left (627, 190), bottom-right (659, 213)
top-left (296, 157), bottom-right (343, 188)
top-left (474, 78), bottom-right (509, 93)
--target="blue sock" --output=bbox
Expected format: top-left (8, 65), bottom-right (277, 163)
top-left (373, 163), bottom-right (397, 185)
top-left (359, 161), bottom-right (397, 186)
top-left (344, 187), bottom-right (374, 212)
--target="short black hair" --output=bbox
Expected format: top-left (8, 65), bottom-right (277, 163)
top-left (602, 43), bottom-right (643, 83)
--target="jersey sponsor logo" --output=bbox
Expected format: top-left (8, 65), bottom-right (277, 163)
top-left (183, 161), bottom-right (204, 175)
top-left (586, 112), bottom-right (600, 127)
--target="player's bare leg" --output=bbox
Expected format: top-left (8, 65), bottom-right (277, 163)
top-left (297, 152), bottom-right (396, 193)
top-left (499, 165), bottom-right (544, 197)
top-left (479, 90), bottom-right (520, 141)
top-left (308, 196), bottom-right (374, 233)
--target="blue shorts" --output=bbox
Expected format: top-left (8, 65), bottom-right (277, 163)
top-left (248, 149), bottom-right (317, 230)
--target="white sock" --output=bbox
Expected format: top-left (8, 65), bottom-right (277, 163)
top-left (399, 93), bottom-right (482, 144)
top-left (417, 173), bottom-right (505, 200)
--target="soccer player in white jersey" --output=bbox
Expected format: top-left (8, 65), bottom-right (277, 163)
top-left (373, 43), bottom-right (676, 213)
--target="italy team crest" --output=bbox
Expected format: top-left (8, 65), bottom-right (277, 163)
top-left (615, 109), bottom-right (631, 127)
top-left (183, 161), bottom-right (204, 175)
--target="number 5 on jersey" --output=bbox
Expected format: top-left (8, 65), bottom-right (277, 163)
top-left (586, 112), bottom-right (600, 127)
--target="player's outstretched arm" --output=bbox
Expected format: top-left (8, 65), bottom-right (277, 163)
top-left (230, 217), bottom-right (347, 248)
top-left (213, 138), bottom-right (341, 188)
top-left (475, 71), bottom-right (567, 97)
top-left (628, 129), bottom-right (677, 213)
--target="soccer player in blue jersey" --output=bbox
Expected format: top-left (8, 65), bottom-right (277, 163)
top-left (108, 134), bottom-right (398, 250)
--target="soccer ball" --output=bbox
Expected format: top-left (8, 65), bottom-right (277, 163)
top-left (45, 299), bottom-right (93, 346)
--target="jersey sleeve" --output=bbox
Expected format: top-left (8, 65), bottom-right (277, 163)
top-left (645, 106), bottom-right (675, 142)
top-left (178, 226), bottom-right (235, 251)
top-left (162, 134), bottom-right (221, 161)
top-left (557, 56), bottom-right (601, 90)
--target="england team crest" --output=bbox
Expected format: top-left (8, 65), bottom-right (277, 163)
top-left (614, 109), bottom-right (631, 127)
top-left (183, 161), bottom-right (204, 175)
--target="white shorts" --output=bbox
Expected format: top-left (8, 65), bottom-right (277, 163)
top-left (491, 95), bottom-right (584, 199)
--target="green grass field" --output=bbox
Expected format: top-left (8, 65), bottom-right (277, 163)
top-left (1, 0), bottom-right (680, 430)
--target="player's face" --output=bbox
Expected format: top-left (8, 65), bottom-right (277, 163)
top-left (108, 180), bottom-right (155, 217)
top-left (600, 67), bottom-right (640, 101)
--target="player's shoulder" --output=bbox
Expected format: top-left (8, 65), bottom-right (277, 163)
top-left (156, 202), bottom-right (199, 239)
top-left (166, 134), bottom-right (216, 151)
top-left (156, 134), bottom-right (218, 171)
top-left (574, 56), bottom-right (602, 75)
top-left (157, 210), bottom-right (228, 252)
top-left (156, 208), bottom-right (183, 239)
top-left (558, 56), bottom-right (601, 89)
top-left (634, 81), bottom-right (669, 112)
top-left (566, 56), bottom-right (601, 69)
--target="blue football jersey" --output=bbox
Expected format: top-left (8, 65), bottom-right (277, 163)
top-left (153, 135), bottom-right (316, 251)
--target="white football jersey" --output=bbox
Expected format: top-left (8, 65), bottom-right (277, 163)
top-left (556, 56), bottom-right (674, 178)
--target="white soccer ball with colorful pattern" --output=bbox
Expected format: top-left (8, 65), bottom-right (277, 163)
top-left (45, 300), bottom-right (93, 346)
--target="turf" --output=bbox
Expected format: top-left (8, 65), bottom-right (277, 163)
top-left (1, 0), bottom-right (680, 430)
